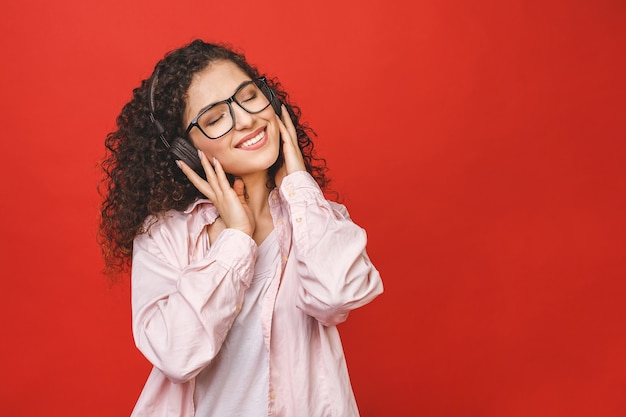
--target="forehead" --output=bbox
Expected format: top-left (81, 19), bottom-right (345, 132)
top-left (184, 60), bottom-right (251, 122)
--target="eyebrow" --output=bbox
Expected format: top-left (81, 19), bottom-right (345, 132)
top-left (194, 79), bottom-right (253, 117)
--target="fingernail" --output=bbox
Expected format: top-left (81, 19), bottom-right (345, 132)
top-left (213, 157), bottom-right (217, 165)
top-left (197, 149), bottom-right (204, 159)
top-left (175, 160), bottom-right (183, 169)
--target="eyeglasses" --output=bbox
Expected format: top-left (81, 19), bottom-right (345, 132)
top-left (185, 77), bottom-right (273, 140)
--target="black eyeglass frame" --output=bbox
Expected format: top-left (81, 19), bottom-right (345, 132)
top-left (185, 77), bottom-right (273, 140)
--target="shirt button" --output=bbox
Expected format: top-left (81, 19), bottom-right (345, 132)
top-left (277, 220), bottom-right (284, 225)
top-left (295, 217), bottom-right (302, 223)
top-left (270, 390), bottom-right (276, 400)
top-left (237, 303), bottom-right (242, 311)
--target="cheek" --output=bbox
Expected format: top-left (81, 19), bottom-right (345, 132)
top-left (190, 136), bottom-right (224, 159)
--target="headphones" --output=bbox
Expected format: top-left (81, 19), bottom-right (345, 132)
top-left (147, 70), bottom-right (282, 179)
top-left (148, 72), bottom-right (205, 176)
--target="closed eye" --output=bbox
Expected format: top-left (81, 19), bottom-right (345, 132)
top-left (241, 92), bottom-right (258, 103)
top-left (201, 110), bottom-right (228, 127)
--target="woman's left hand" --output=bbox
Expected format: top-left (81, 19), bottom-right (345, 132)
top-left (275, 105), bottom-right (306, 187)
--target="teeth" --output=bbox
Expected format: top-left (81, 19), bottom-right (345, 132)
top-left (240, 130), bottom-right (264, 148)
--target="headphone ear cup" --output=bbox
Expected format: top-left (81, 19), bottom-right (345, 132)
top-left (170, 137), bottom-right (205, 178)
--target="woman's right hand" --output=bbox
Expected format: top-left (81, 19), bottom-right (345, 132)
top-left (177, 151), bottom-right (255, 238)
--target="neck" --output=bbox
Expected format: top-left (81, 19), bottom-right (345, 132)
top-left (239, 171), bottom-right (274, 246)
top-left (240, 171), bottom-right (272, 218)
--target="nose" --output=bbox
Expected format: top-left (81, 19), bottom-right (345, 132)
top-left (232, 102), bottom-right (254, 130)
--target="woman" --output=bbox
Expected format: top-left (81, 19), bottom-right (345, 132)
top-left (100, 39), bottom-right (383, 417)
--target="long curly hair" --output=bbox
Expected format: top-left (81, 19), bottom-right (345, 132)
top-left (99, 39), bottom-right (330, 275)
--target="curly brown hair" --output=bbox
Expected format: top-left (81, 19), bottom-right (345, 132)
top-left (99, 39), bottom-right (330, 276)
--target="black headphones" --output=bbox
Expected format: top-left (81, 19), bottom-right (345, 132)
top-left (148, 71), bottom-right (205, 176)
top-left (147, 70), bottom-right (282, 179)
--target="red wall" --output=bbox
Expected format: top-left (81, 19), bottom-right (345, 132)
top-left (1, 0), bottom-right (625, 416)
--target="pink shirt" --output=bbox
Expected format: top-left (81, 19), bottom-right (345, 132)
top-left (130, 171), bottom-right (384, 417)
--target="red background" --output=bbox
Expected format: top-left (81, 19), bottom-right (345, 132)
top-left (1, 0), bottom-right (625, 416)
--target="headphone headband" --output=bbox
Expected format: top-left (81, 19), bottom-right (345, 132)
top-left (148, 71), bottom-right (170, 148)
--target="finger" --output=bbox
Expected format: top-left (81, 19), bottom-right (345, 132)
top-left (197, 150), bottom-right (219, 185)
top-left (176, 159), bottom-right (216, 200)
top-left (198, 150), bottom-right (229, 200)
top-left (280, 105), bottom-right (298, 140)
top-left (277, 117), bottom-right (296, 152)
top-left (211, 157), bottom-right (235, 192)
top-left (232, 177), bottom-right (247, 204)
top-left (277, 121), bottom-right (306, 174)
top-left (198, 150), bottom-right (230, 198)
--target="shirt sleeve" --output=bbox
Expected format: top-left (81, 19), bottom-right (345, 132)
top-left (131, 225), bottom-right (257, 384)
top-left (280, 171), bottom-right (384, 326)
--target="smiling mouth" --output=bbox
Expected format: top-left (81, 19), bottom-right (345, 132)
top-left (237, 128), bottom-right (266, 148)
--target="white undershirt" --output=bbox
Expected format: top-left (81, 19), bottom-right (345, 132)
top-left (193, 230), bottom-right (278, 417)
